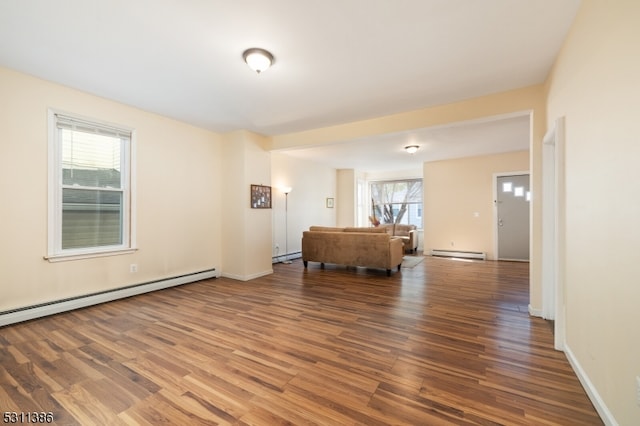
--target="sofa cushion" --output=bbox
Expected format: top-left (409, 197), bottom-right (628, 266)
top-left (309, 226), bottom-right (386, 234)
top-left (379, 223), bottom-right (416, 237)
top-left (377, 223), bottom-right (418, 253)
top-left (309, 226), bottom-right (344, 232)
top-left (394, 224), bottom-right (416, 237)
top-left (343, 226), bottom-right (386, 233)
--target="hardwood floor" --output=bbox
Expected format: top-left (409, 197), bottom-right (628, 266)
top-left (0, 256), bottom-right (602, 425)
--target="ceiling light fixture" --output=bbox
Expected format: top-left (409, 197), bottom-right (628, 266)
top-left (405, 145), bottom-right (419, 154)
top-left (243, 48), bottom-right (274, 74)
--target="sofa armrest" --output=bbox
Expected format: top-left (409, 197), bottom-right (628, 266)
top-left (389, 237), bottom-right (404, 269)
top-left (406, 230), bottom-right (417, 252)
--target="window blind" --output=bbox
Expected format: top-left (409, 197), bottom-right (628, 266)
top-left (55, 114), bottom-right (131, 140)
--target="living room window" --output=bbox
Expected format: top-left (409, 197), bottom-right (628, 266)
top-left (369, 178), bottom-right (423, 228)
top-left (47, 110), bottom-right (135, 261)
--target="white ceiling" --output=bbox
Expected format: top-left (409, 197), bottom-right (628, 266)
top-left (0, 0), bottom-right (580, 172)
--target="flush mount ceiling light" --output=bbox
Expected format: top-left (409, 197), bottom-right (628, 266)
top-left (404, 145), bottom-right (420, 154)
top-left (243, 48), bottom-right (274, 74)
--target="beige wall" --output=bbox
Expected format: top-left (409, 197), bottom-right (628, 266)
top-left (271, 152), bottom-right (336, 258)
top-left (336, 169), bottom-right (356, 227)
top-left (0, 67), bottom-right (222, 311)
top-left (545, 1), bottom-right (640, 423)
top-left (423, 151), bottom-right (529, 260)
top-left (221, 131), bottom-right (273, 280)
top-left (5, 6), bottom-right (635, 419)
top-left (269, 87), bottom-right (544, 153)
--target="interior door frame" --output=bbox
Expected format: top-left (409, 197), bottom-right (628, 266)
top-left (542, 116), bottom-right (566, 351)
top-left (493, 171), bottom-right (531, 262)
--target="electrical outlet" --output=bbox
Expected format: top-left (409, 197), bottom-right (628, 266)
top-left (130, 264), bottom-right (138, 273)
top-left (275, 243), bottom-right (280, 250)
top-left (450, 241), bottom-right (454, 247)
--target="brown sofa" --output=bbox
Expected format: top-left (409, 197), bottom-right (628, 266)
top-left (379, 223), bottom-right (418, 253)
top-left (302, 226), bottom-right (404, 276)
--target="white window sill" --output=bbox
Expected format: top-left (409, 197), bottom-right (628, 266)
top-left (44, 248), bottom-right (138, 263)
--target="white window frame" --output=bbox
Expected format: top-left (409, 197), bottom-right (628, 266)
top-left (369, 178), bottom-right (423, 228)
top-left (47, 109), bottom-right (136, 262)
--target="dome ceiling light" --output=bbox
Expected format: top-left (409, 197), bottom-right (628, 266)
top-left (404, 145), bottom-right (420, 154)
top-left (243, 48), bottom-right (275, 74)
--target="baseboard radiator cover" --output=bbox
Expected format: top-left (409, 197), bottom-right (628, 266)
top-left (0, 268), bottom-right (218, 327)
top-left (431, 249), bottom-right (487, 260)
top-left (271, 251), bottom-right (302, 264)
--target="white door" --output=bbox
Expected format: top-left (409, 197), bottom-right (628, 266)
top-left (496, 174), bottom-right (530, 261)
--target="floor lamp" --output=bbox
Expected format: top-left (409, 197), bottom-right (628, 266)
top-left (282, 187), bottom-right (292, 264)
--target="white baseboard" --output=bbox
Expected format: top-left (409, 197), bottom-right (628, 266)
top-left (564, 344), bottom-right (617, 426)
top-left (271, 252), bottom-right (302, 264)
top-left (221, 269), bottom-right (273, 281)
top-left (528, 306), bottom-right (614, 424)
top-left (528, 304), bottom-right (543, 317)
top-left (0, 268), bottom-right (218, 327)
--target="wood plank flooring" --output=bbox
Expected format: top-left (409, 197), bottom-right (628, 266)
top-left (0, 256), bottom-right (602, 425)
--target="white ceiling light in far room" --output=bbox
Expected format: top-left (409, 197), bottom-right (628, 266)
top-left (404, 145), bottom-right (419, 154)
top-left (243, 48), bottom-right (274, 74)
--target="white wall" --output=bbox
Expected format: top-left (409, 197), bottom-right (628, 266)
top-left (545, 1), bottom-right (640, 423)
top-left (271, 152), bottom-right (336, 259)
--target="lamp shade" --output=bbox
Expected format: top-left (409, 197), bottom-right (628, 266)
top-left (243, 48), bottom-right (274, 74)
top-left (281, 186), bottom-right (292, 194)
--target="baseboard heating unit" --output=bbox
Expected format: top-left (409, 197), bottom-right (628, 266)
top-left (0, 268), bottom-right (217, 327)
top-left (431, 249), bottom-right (486, 260)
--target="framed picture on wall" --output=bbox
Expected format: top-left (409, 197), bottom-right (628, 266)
top-left (251, 184), bottom-right (272, 209)
top-left (326, 197), bottom-right (334, 208)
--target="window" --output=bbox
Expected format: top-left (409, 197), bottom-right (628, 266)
top-left (370, 178), bottom-right (423, 228)
top-left (48, 111), bottom-right (135, 260)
